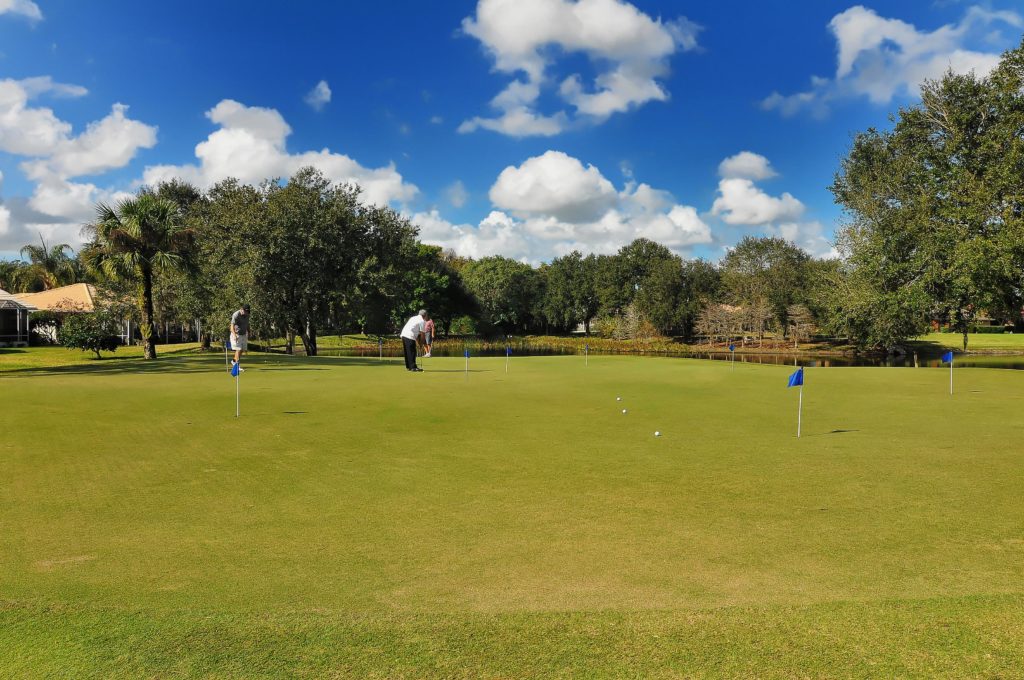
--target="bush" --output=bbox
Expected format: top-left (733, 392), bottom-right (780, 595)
top-left (448, 315), bottom-right (477, 336)
top-left (58, 312), bottom-right (121, 359)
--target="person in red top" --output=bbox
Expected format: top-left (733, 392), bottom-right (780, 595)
top-left (423, 314), bottom-right (435, 358)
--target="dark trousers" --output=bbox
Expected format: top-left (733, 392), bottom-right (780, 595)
top-left (402, 337), bottom-right (418, 370)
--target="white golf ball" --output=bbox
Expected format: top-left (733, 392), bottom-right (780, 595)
top-left (616, 396), bottom-right (621, 401)
top-left (655, 431), bottom-right (661, 437)
top-left (622, 409), bottom-right (628, 414)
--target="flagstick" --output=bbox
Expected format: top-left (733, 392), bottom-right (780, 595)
top-left (585, 344), bottom-right (589, 367)
top-left (950, 358), bottom-right (953, 396)
top-left (235, 371), bottom-right (240, 418)
top-left (797, 382), bottom-right (802, 438)
top-left (505, 351), bottom-right (509, 374)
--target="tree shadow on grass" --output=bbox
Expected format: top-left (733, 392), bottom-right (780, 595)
top-left (2, 352), bottom-right (394, 377)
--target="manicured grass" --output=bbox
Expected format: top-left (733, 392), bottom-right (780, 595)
top-left (917, 332), bottom-right (1024, 351)
top-left (0, 343), bottom-right (205, 372)
top-left (2, 354), bottom-right (1023, 676)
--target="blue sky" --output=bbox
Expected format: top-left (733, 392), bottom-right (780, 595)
top-left (1, 0), bottom-right (1022, 262)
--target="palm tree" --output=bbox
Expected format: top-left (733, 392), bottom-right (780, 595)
top-left (19, 235), bottom-right (77, 291)
top-left (83, 194), bottom-right (195, 359)
top-left (0, 259), bottom-right (29, 292)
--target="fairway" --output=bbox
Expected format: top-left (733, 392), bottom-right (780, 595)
top-left (2, 354), bottom-right (1024, 677)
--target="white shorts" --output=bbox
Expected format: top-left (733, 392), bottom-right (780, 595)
top-left (230, 334), bottom-right (248, 351)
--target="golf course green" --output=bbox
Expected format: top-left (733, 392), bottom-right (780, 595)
top-left (2, 351), bottom-right (1023, 677)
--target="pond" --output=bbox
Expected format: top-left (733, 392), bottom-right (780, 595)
top-left (304, 346), bottom-right (1024, 370)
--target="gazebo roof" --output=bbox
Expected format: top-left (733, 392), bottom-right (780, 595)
top-left (0, 288), bottom-right (37, 312)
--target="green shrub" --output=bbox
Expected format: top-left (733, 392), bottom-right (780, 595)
top-left (58, 312), bottom-right (121, 359)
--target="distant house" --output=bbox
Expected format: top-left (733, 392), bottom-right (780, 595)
top-left (0, 288), bottom-right (36, 347)
top-left (15, 282), bottom-right (101, 313)
top-left (13, 283), bottom-right (133, 345)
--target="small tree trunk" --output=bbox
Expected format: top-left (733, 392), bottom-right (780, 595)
top-left (584, 318), bottom-right (591, 336)
top-left (140, 265), bottom-right (157, 359)
top-left (301, 321), bottom-right (318, 356)
top-left (285, 330), bottom-right (295, 355)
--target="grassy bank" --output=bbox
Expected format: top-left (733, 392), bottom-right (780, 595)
top-left (2, 354), bottom-right (1023, 676)
top-left (915, 332), bottom-right (1024, 352)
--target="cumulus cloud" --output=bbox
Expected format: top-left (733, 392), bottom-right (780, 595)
top-left (718, 151), bottom-right (778, 180)
top-left (304, 80), bottom-right (332, 111)
top-left (412, 150), bottom-right (711, 262)
top-left (0, 0), bottom-right (42, 20)
top-left (23, 103), bottom-right (157, 179)
top-left (0, 76), bottom-right (157, 251)
top-left (0, 171), bottom-right (9, 237)
top-left (489, 150), bottom-right (617, 222)
top-left (459, 0), bottom-right (700, 137)
top-left (142, 99), bottom-right (418, 208)
top-left (711, 178), bottom-right (804, 226)
top-left (769, 221), bottom-right (838, 259)
top-left (762, 5), bottom-right (1024, 117)
top-left (0, 78), bottom-right (78, 156)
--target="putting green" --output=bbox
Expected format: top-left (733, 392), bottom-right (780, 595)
top-left (1, 353), bottom-right (1023, 677)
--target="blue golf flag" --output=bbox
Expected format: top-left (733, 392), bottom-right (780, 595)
top-left (506, 345), bottom-right (512, 356)
top-left (230, 362), bottom-right (240, 377)
top-left (942, 351), bottom-right (954, 363)
top-left (729, 343), bottom-right (735, 352)
top-left (464, 349), bottom-right (470, 358)
top-left (787, 367), bottom-right (803, 387)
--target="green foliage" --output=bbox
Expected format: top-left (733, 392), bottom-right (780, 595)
top-left (830, 39), bottom-right (1024, 350)
top-left (462, 256), bottom-right (541, 334)
top-left (541, 251), bottom-right (600, 333)
top-left (448, 315), bottom-right (477, 336)
top-left (720, 236), bottom-right (811, 333)
top-left (57, 310), bottom-right (121, 359)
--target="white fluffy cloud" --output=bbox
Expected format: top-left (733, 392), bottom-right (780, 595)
top-left (304, 80), bottom-right (331, 111)
top-left (24, 103), bottom-right (157, 179)
top-left (490, 150), bottom-right (617, 222)
top-left (412, 150), bottom-right (711, 262)
top-left (0, 76), bottom-right (156, 250)
top-left (0, 78), bottom-right (76, 156)
top-left (142, 99), bottom-right (418, 208)
top-left (762, 5), bottom-right (1023, 117)
top-left (0, 171), bottom-right (9, 236)
top-left (0, 0), bottom-right (41, 20)
top-left (718, 151), bottom-right (778, 181)
top-left (769, 221), bottom-right (838, 259)
top-left (711, 178), bottom-right (804, 226)
top-left (459, 0), bottom-right (700, 137)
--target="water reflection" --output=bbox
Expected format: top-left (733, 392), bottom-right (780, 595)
top-left (305, 346), bottom-right (1024, 370)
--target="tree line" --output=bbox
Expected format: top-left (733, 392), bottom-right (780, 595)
top-left (3, 40), bottom-right (1024, 358)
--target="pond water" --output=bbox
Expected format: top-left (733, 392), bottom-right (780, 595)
top-left (305, 347), bottom-right (1024, 370)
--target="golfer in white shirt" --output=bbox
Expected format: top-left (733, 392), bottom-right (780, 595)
top-left (400, 309), bottom-right (427, 372)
